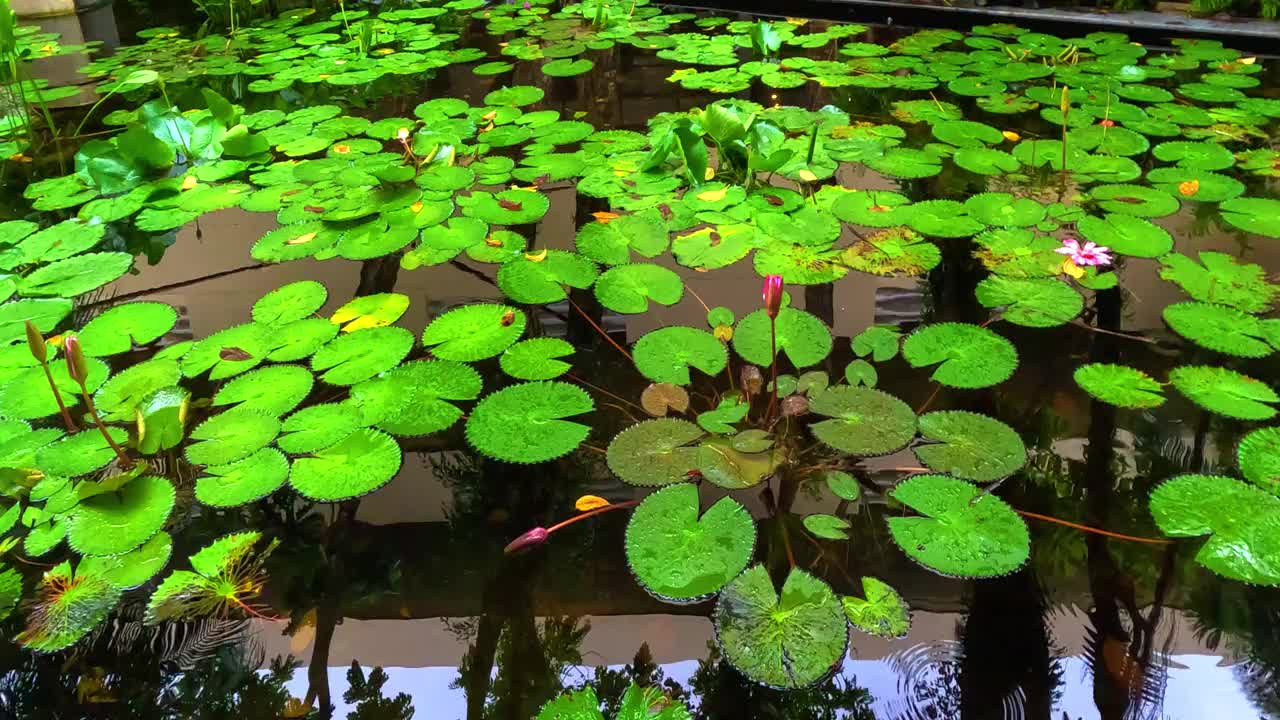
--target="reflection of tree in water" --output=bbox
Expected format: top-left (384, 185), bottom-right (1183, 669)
top-left (1187, 580), bottom-right (1280, 718)
top-left (686, 641), bottom-right (874, 720)
top-left (452, 615), bottom-right (588, 720)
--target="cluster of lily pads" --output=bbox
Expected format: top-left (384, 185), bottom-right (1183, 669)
top-left (0, 0), bottom-right (1276, 697)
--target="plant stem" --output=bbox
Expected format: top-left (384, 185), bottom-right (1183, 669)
top-left (765, 316), bottom-right (778, 421)
top-left (546, 499), bottom-right (640, 535)
top-left (1014, 509), bottom-right (1171, 546)
top-left (77, 386), bottom-right (131, 466)
top-left (41, 362), bottom-right (77, 431)
top-left (565, 295), bottom-right (632, 362)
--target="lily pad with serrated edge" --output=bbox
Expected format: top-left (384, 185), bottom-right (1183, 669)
top-left (607, 418), bottom-right (705, 486)
top-left (0, 357), bottom-right (108, 420)
top-left (931, 119), bottom-right (1003, 148)
top-left (1239, 427), bottom-right (1280, 496)
top-left (497, 250), bottom-right (599, 304)
top-left (714, 565), bottom-right (848, 689)
top-left (574, 211), bottom-right (669, 266)
top-left (330, 293), bottom-right (410, 332)
top-left (185, 408), bottom-right (281, 466)
top-left (1170, 365), bottom-right (1278, 421)
top-left (461, 189), bottom-right (551, 226)
top-left (0, 297), bottom-right (72, 344)
top-left (914, 410), bottom-right (1025, 482)
top-left (1159, 251), bottom-right (1277, 313)
top-left (1163, 301), bottom-right (1275, 358)
top-left (212, 364), bottom-right (314, 416)
top-left (252, 280), bottom-right (328, 326)
top-left (76, 303), bottom-right (177, 356)
top-left (289, 428), bottom-right (402, 502)
top-left (277, 404), bottom-right (362, 454)
top-left (1219, 197), bottom-right (1280, 239)
top-left (195, 448), bottom-right (290, 507)
top-left (852, 326), bottom-right (901, 362)
top-left (1152, 140), bottom-right (1235, 170)
top-left (902, 323), bottom-right (1018, 389)
top-left (865, 147), bottom-right (942, 179)
top-left (809, 385), bottom-right (916, 456)
top-left (422, 304), bottom-right (526, 362)
top-left (18, 252), bottom-right (133, 298)
top-left (888, 473), bottom-right (1029, 578)
top-left (633, 326), bottom-right (727, 386)
top-left (77, 532), bottom-right (172, 590)
top-left (733, 308), bottom-right (832, 369)
top-left (465, 381), bottom-right (593, 463)
top-left (16, 562), bottom-right (121, 652)
top-left (964, 194), bottom-right (1045, 227)
top-left (500, 338), bottom-right (573, 380)
top-left (595, 263), bottom-right (684, 314)
top-left (824, 470), bottom-right (861, 501)
top-left (975, 276), bottom-right (1083, 328)
top-left (830, 190), bottom-right (914, 227)
top-left (349, 360), bottom-right (482, 436)
top-left (1089, 184), bottom-right (1180, 218)
top-left (311, 326), bottom-right (414, 386)
top-left (843, 577), bottom-right (911, 638)
top-left (34, 427), bottom-right (129, 478)
top-left (1075, 214), bottom-right (1172, 258)
top-left (1150, 474), bottom-right (1280, 585)
top-left (1073, 363), bottom-right (1166, 408)
top-left (624, 483), bottom-right (755, 602)
top-left (543, 58), bottom-right (593, 77)
top-left (803, 514), bottom-right (850, 540)
top-left (180, 323), bottom-right (273, 380)
top-left (266, 318), bottom-right (340, 362)
top-left (66, 475), bottom-right (175, 557)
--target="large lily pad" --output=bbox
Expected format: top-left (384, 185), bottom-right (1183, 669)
top-left (465, 381), bottom-right (593, 463)
top-left (66, 475), bottom-right (175, 557)
top-left (633, 326), bottom-right (727, 385)
top-left (809, 386), bottom-right (916, 456)
top-left (288, 428), bottom-right (402, 502)
top-left (902, 323), bottom-right (1018, 389)
top-left (1150, 474), bottom-right (1280, 585)
top-left (422, 304), bottom-right (526, 362)
top-left (887, 473), bottom-right (1030, 578)
top-left (350, 359), bottom-right (482, 436)
top-left (1073, 363), bottom-right (1166, 408)
top-left (1169, 365), bottom-right (1278, 421)
top-left (607, 418), bottom-right (705, 487)
top-left (733, 308), bottom-right (833, 369)
top-left (842, 577), bottom-right (911, 639)
top-left (914, 411), bottom-right (1025, 482)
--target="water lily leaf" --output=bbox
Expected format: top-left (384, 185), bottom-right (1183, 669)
top-left (852, 326), bottom-right (901, 362)
top-left (500, 338), bottom-right (573, 380)
top-left (543, 57), bottom-right (594, 76)
top-left (634, 326), bottom-right (727, 386)
top-left (671, 224), bottom-right (755, 270)
top-left (1163, 301), bottom-right (1275, 358)
top-left (830, 190), bottom-right (913, 227)
top-left (595, 263), bottom-right (683, 314)
top-left (277, 403), bottom-right (362, 454)
top-left (904, 200), bottom-right (984, 239)
top-left (347, 358), bottom-right (480, 437)
top-left (975, 276), bottom-right (1083, 327)
top-left (465, 381), bottom-right (593, 463)
top-left (401, 217), bottom-right (487, 269)
top-left (34, 427), bottom-right (129, 478)
top-left (1239, 427), bottom-right (1280, 496)
top-left (252, 281), bottom-right (328, 327)
top-left (311, 326), bottom-right (414, 385)
top-left (1170, 365), bottom-right (1278, 421)
top-left (845, 359), bottom-right (877, 387)
top-left (329, 293), bottom-right (409, 333)
top-left (607, 418), bottom-right (705, 487)
top-left (485, 85), bottom-right (545, 107)
top-left (16, 561), bottom-right (121, 652)
top-left (212, 364), bottom-right (314, 416)
top-left (195, 448), bottom-right (290, 507)
top-left (181, 323), bottom-right (273, 380)
top-left (1073, 363), bottom-right (1166, 408)
top-left (888, 473), bottom-right (1029, 578)
top-left (803, 513), bottom-right (850, 540)
top-left (13, 219), bottom-right (104, 265)
top-left (733, 308), bottom-right (832, 369)
top-left (840, 227), bottom-right (940, 277)
top-left (1152, 140), bottom-right (1235, 170)
top-left (931, 119), bottom-right (1002, 147)
top-left (18, 252), bottom-right (133, 298)
top-left (0, 357), bottom-right (108, 420)
top-left (77, 532), bottom-right (172, 589)
top-left (76, 302), bottom-right (177, 356)
top-left (697, 397), bottom-right (749, 435)
top-left (574, 210), bottom-right (670, 266)
top-left (1089, 184), bottom-right (1180, 218)
top-left (842, 577), bottom-right (911, 638)
top-left (145, 531), bottom-right (271, 623)
top-left (625, 483), bottom-right (755, 602)
top-left (731, 429), bottom-right (774, 453)
top-left (697, 436), bottom-right (781, 490)
top-left (824, 470), bottom-right (861, 502)
top-left (252, 222), bottom-right (336, 262)
top-left (185, 408), bottom-right (280, 466)
top-left (66, 474), bottom-right (175, 557)
top-left (972, 228), bottom-right (1067, 278)
top-left (422, 304), bottom-right (526, 361)
top-left (1150, 474), bottom-right (1280, 585)
top-left (1219, 197), bottom-right (1280, 239)
top-left (953, 147), bottom-right (1020, 175)
top-left (0, 298), bottom-right (72, 344)
top-left (265, 318), bottom-right (340, 362)
top-left (1159, 251), bottom-right (1277, 313)
top-left (1075, 214), bottom-right (1172, 258)
top-left (914, 410), bottom-right (1025, 482)
top-left (461, 188), bottom-right (551, 225)
top-left (714, 565), bottom-right (847, 689)
top-left (809, 386), bottom-right (916, 456)
top-left (902, 323), bottom-right (1018, 389)
top-left (864, 147), bottom-right (941, 178)
top-left (289, 428), bottom-right (402, 502)
top-left (497, 250), bottom-right (599, 304)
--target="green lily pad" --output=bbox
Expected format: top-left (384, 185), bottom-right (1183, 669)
top-left (195, 448), bottom-right (290, 507)
top-left (66, 475), bottom-right (175, 557)
top-left (1073, 363), bottom-right (1166, 408)
top-left (289, 428), bottom-right (402, 502)
top-left (852, 325), bottom-right (901, 362)
top-left (607, 418), bottom-right (705, 487)
top-left (212, 364), bottom-right (314, 416)
top-left (1163, 301), bottom-right (1275, 358)
top-left (16, 561), bottom-right (121, 652)
top-left (180, 323), bottom-right (273, 380)
top-left (634, 326), bottom-right (727, 386)
top-left (1076, 213), bottom-right (1172, 258)
top-left (914, 410), bottom-right (1025, 482)
top-left (714, 565), bottom-right (847, 689)
top-left (500, 338), bottom-right (574, 380)
top-left (465, 381), bottom-right (594, 463)
top-left (34, 427), bottom-right (129, 478)
top-left (842, 577), bottom-right (911, 638)
top-left (74, 302), bottom-right (177, 357)
top-left (733, 308), bottom-right (832, 369)
top-left (1150, 474), bottom-right (1280, 585)
top-left (1169, 365), bottom-right (1278, 421)
top-left (185, 408), bottom-right (281, 466)
top-left (18, 252), bottom-right (133, 298)
top-left (461, 188), bottom-right (551, 225)
top-left (422, 304), bottom-right (526, 362)
top-left (496, 250), bottom-right (599, 304)
top-left (1239, 427), bottom-right (1280, 495)
top-left (625, 483), bottom-right (755, 602)
top-left (953, 147), bottom-right (1020, 176)
top-left (1089, 184), bottom-right (1180, 218)
top-left (931, 119), bottom-right (1002, 148)
top-left (864, 147), bottom-right (941, 178)
top-left (809, 386), bottom-right (916, 456)
top-left (1219, 197), bottom-right (1280, 239)
top-left (803, 514), bottom-right (850, 540)
top-left (902, 323), bottom-right (1018, 389)
top-left (311, 326), bottom-right (414, 385)
top-left (887, 473), bottom-right (1030, 578)
top-left (1152, 140), bottom-right (1235, 170)
top-left (350, 360), bottom-right (482, 436)
top-left (1159, 251), bottom-right (1277, 313)
top-left (574, 211), bottom-right (670, 265)
top-left (595, 263), bottom-right (683, 314)
top-left (830, 190), bottom-right (913, 227)
top-left (0, 356), bottom-right (108, 420)
top-left (77, 531), bottom-right (172, 589)
top-left (543, 58), bottom-right (594, 76)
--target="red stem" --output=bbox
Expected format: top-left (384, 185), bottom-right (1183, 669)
top-left (42, 362), bottom-right (77, 432)
top-left (78, 386), bottom-right (131, 466)
top-left (565, 295), bottom-right (633, 362)
top-left (1015, 509), bottom-right (1171, 546)
top-left (546, 499), bottom-right (640, 535)
top-left (765, 317), bottom-right (779, 421)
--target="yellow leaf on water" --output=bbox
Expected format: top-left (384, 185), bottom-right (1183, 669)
top-left (798, 169), bottom-right (818, 182)
top-left (1002, 130), bottom-right (1020, 142)
top-left (1241, 56), bottom-right (1257, 64)
top-left (410, 201), bottom-right (424, 213)
top-left (575, 495), bottom-right (610, 511)
top-left (331, 293), bottom-right (411, 332)
top-left (592, 211), bottom-right (620, 223)
top-left (1178, 179), bottom-right (1200, 197)
top-left (1061, 259), bottom-right (1085, 279)
top-left (286, 232), bottom-right (317, 246)
top-left (180, 175), bottom-right (198, 191)
top-left (704, 166), bottom-right (716, 181)
top-left (696, 187), bottom-right (727, 202)
top-left (525, 249), bottom-right (548, 262)
top-left (785, 17), bottom-right (809, 25)
top-left (714, 324), bottom-right (734, 342)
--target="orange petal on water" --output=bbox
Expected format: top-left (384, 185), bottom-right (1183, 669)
top-left (1061, 259), bottom-right (1085, 279)
top-left (592, 211), bottom-right (620, 223)
top-left (575, 495), bottom-right (610, 512)
top-left (1178, 179), bottom-right (1200, 197)
top-left (180, 175), bottom-right (198, 191)
top-left (1002, 130), bottom-right (1020, 142)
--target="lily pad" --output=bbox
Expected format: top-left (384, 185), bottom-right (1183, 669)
top-left (634, 326), bottom-right (727, 386)
top-left (496, 250), bottom-right (599, 304)
top-left (902, 323), bottom-right (1018, 389)
top-left (842, 577), bottom-right (911, 638)
top-left (1149, 474), bottom-right (1280, 585)
top-left (77, 532), bottom-right (172, 589)
top-left (594, 263), bottom-right (684, 314)
top-left (76, 303), bottom-right (178, 356)
top-left (195, 448), bottom-right (290, 507)
top-left (887, 473), bottom-right (1030, 578)
top-left (1075, 214), bottom-right (1172, 258)
top-left (311, 326), bottom-right (414, 385)
top-left (16, 562), bottom-right (121, 652)
top-left (975, 276), bottom-right (1083, 327)
top-left (211, 364), bottom-right (314, 416)
top-left (351, 360), bottom-right (482, 437)
top-left (607, 418), bottom-right (705, 487)
top-left (1239, 427), bottom-right (1280, 495)
top-left (914, 411), bottom-right (1025, 482)
top-left (465, 381), bottom-right (593, 463)
top-left (809, 386), bottom-right (916, 456)
top-left (1219, 197), bottom-right (1280, 239)
top-left (1169, 366), bottom-right (1278, 421)
top-left (574, 211), bottom-right (669, 265)
top-left (66, 475), bottom-right (175, 557)
top-left (1163, 301), bottom-right (1275, 358)
top-left (288, 428), bottom-right (402, 502)
top-left (1073, 363), bottom-right (1166, 408)
top-left (733, 308), bottom-right (832, 369)
top-left (185, 408), bottom-right (281, 466)
top-left (500, 338), bottom-right (574, 381)
top-left (1159, 251), bottom-right (1277, 313)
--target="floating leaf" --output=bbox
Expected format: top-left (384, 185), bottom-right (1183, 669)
top-left (634, 326), bottom-right (727, 386)
top-left (66, 475), bottom-right (175, 557)
top-left (887, 474), bottom-right (1030, 578)
top-left (212, 364), bottom-right (314, 416)
top-left (1169, 366), bottom-right (1278, 421)
top-left (497, 250), bottom-right (599, 304)
top-left (1089, 184), bottom-right (1180, 218)
top-left (574, 210), bottom-right (669, 265)
top-left (185, 408), bottom-right (281, 466)
top-left (733, 308), bottom-right (832, 369)
top-left (607, 418), bottom-right (705, 487)
top-left (1073, 363), bottom-right (1166, 408)
top-left (852, 326), bottom-right (900, 362)
top-left (714, 566), bottom-right (847, 689)
top-left (809, 386), bottom-right (916, 456)
top-left (595, 263), bottom-right (684, 314)
top-left (253, 281), bottom-right (328, 326)
top-left (77, 532), bottom-right (173, 589)
top-left (902, 323), bottom-right (1018, 389)
top-left (1163, 301), bottom-right (1275, 358)
top-left (641, 383), bottom-right (690, 417)
top-left (76, 303), bottom-right (177, 356)
top-left (289, 428), bottom-right (402, 502)
top-left (1150, 474), bottom-right (1280, 585)
top-left (914, 411), bottom-right (1025, 482)
top-left (311, 326), bottom-right (414, 385)
top-left (195, 448), bottom-right (290, 507)
top-left (0, 357), bottom-right (108, 420)
top-left (466, 382), bottom-right (593, 463)
top-left (841, 227), bottom-right (941, 277)
top-left (350, 360), bottom-right (482, 436)
top-left (329, 293), bottom-right (409, 332)
top-left (1159, 251), bottom-right (1277, 313)
top-left (34, 427), bottom-right (129, 478)
top-left (975, 276), bottom-right (1083, 328)
top-left (1075, 214), bottom-right (1172, 258)
top-left (830, 190), bottom-right (913, 227)
top-left (803, 514), bottom-right (850, 540)
top-left (180, 323), bottom-right (272, 380)
top-left (146, 532), bottom-right (273, 623)
top-left (842, 577), bottom-right (911, 638)
top-left (16, 562), bottom-right (121, 652)
top-left (625, 483), bottom-right (755, 602)
top-left (423, 304), bottom-right (526, 362)
top-left (1219, 197), bottom-right (1280, 239)
top-left (1239, 427), bottom-right (1280, 495)
top-left (18, 252), bottom-right (133, 297)
top-left (500, 338), bottom-right (574, 380)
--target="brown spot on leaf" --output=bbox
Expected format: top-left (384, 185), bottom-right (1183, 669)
top-left (500, 310), bottom-right (517, 327)
top-left (498, 199), bottom-right (523, 211)
top-left (764, 194), bottom-right (784, 206)
top-left (219, 347), bottom-right (252, 361)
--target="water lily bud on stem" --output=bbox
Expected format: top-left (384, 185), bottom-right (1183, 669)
top-left (762, 274), bottom-right (783, 319)
top-left (64, 335), bottom-right (88, 386)
top-left (504, 527), bottom-right (549, 554)
top-left (24, 321), bottom-right (46, 363)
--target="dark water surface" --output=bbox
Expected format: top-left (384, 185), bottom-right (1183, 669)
top-left (2, 3), bottom-right (1279, 719)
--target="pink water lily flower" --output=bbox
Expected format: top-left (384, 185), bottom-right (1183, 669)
top-left (1056, 237), bottom-right (1112, 267)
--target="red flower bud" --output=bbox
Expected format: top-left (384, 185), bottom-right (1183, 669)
top-left (504, 526), bottom-right (549, 554)
top-left (64, 334), bottom-right (88, 385)
top-left (762, 274), bottom-right (783, 319)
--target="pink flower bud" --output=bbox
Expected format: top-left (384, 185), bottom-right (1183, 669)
top-left (64, 335), bottom-right (87, 385)
top-left (762, 274), bottom-right (783, 319)
top-left (504, 526), bottom-right (548, 554)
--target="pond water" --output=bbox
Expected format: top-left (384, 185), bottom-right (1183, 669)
top-left (1, 1), bottom-right (1279, 718)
